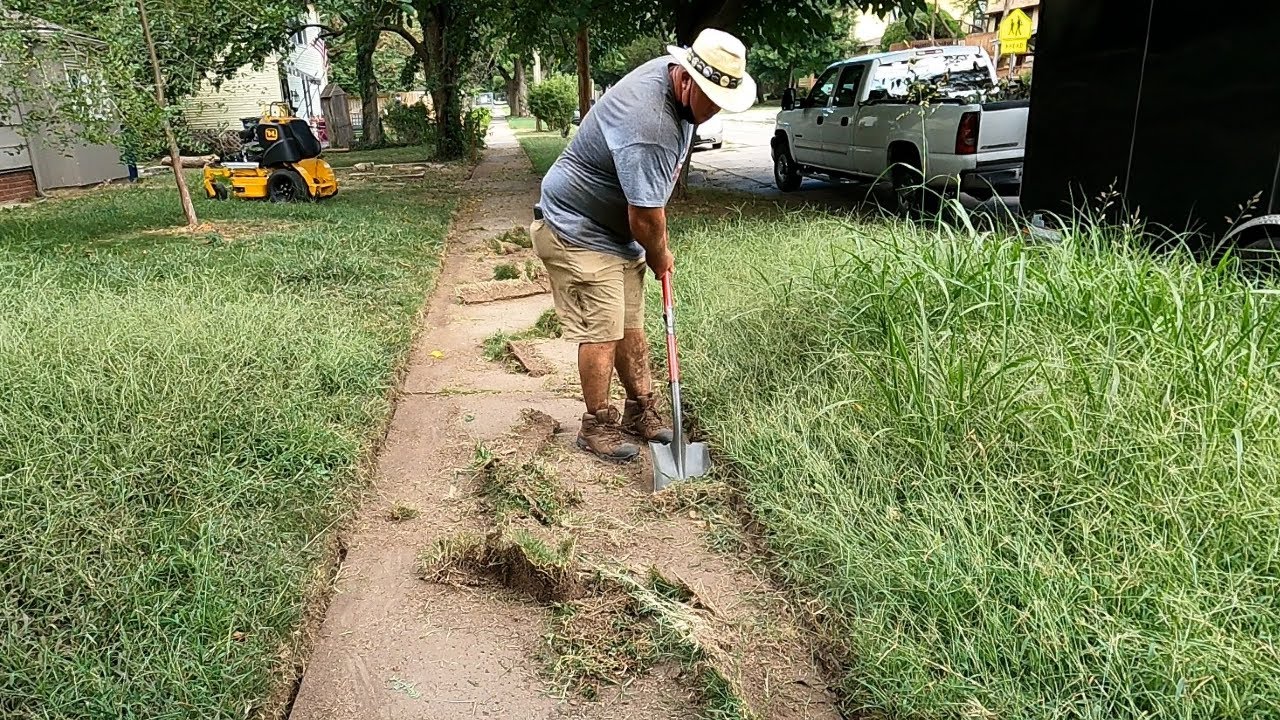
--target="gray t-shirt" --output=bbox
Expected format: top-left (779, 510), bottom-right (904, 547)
top-left (538, 57), bottom-right (694, 260)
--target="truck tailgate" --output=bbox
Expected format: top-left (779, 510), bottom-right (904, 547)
top-left (978, 100), bottom-right (1030, 161)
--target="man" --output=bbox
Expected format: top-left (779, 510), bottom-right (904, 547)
top-left (530, 29), bottom-right (756, 462)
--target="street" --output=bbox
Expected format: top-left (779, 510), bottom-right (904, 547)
top-left (690, 106), bottom-right (878, 211)
top-left (691, 106), bottom-right (1022, 217)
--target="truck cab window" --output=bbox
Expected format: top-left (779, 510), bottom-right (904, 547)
top-left (833, 65), bottom-right (866, 107)
top-left (807, 67), bottom-right (839, 107)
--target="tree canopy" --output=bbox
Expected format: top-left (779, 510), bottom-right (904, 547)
top-left (327, 27), bottom-right (420, 93)
top-left (749, 6), bottom-right (860, 99)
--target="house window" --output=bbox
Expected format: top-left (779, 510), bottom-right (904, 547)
top-left (291, 28), bottom-right (307, 46)
top-left (63, 58), bottom-right (109, 121)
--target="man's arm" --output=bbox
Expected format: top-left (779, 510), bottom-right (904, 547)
top-left (629, 205), bottom-right (674, 278)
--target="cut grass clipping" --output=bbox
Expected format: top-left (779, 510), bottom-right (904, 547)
top-left (493, 263), bottom-right (521, 281)
top-left (419, 529), bottom-right (753, 718)
top-left (0, 178), bottom-right (454, 716)
top-left (483, 308), bottom-right (564, 364)
top-left (388, 502), bottom-right (420, 522)
top-left (490, 225), bottom-right (534, 251)
top-left (670, 209), bottom-right (1280, 719)
top-left (473, 444), bottom-right (580, 525)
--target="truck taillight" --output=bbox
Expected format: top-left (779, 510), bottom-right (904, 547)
top-left (956, 111), bottom-right (980, 155)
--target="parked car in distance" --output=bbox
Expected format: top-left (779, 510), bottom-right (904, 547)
top-left (772, 46), bottom-right (1029, 210)
top-left (694, 115), bottom-right (724, 150)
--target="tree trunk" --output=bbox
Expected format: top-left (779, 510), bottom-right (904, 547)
top-left (575, 24), bottom-right (592, 119)
top-left (137, 0), bottom-right (197, 227)
top-left (508, 56), bottom-right (529, 117)
top-left (422, 3), bottom-right (465, 159)
top-left (533, 50), bottom-right (542, 84)
top-left (355, 24), bottom-right (384, 146)
top-left (786, 61), bottom-right (796, 88)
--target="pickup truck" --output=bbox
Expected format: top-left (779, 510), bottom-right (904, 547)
top-left (771, 46), bottom-right (1029, 210)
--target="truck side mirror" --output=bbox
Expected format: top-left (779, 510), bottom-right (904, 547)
top-left (781, 87), bottom-right (796, 111)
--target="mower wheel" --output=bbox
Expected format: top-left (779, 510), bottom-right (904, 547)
top-left (212, 184), bottom-right (230, 200)
top-left (268, 169), bottom-right (310, 203)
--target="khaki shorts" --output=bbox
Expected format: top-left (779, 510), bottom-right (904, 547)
top-left (530, 220), bottom-right (645, 344)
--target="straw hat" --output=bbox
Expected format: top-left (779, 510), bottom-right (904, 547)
top-left (667, 28), bottom-right (756, 113)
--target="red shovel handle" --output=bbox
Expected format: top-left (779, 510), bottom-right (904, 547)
top-left (661, 271), bottom-right (679, 383)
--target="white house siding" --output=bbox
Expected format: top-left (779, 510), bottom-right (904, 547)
top-left (280, 13), bottom-right (328, 125)
top-left (184, 61), bottom-right (285, 131)
top-left (184, 7), bottom-right (329, 130)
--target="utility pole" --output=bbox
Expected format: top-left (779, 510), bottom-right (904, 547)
top-left (137, 0), bottom-right (198, 227)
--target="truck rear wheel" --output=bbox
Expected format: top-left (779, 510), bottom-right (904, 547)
top-left (892, 159), bottom-right (925, 215)
top-left (773, 148), bottom-right (802, 192)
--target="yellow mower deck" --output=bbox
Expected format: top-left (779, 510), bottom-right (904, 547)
top-left (203, 159), bottom-right (337, 202)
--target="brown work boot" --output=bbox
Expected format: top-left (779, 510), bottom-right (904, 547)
top-left (577, 407), bottom-right (640, 463)
top-left (622, 393), bottom-right (674, 444)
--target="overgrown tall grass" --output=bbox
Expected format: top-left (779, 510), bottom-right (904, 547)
top-left (0, 181), bottom-right (454, 717)
top-left (671, 211), bottom-right (1280, 719)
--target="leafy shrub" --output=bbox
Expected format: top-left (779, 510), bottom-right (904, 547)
top-left (493, 263), bottom-right (520, 280)
top-left (879, 8), bottom-right (962, 51)
top-left (384, 101), bottom-right (435, 146)
top-left (528, 75), bottom-right (577, 133)
top-left (465, 106), bottom-right (492, 152)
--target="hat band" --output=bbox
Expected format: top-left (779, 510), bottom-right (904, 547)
top-left (686, 48), bottom-right (742, 90)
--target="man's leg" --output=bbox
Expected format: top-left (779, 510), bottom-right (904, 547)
top-left (617, 260), bottom-right (672, 443)
top-left (579, 341), bottom-right (618, 414)
top-left (531, 220), bottom-right (639, 462)
top-left (614, 328), bottom-right (652, 400)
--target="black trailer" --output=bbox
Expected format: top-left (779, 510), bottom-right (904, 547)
top-left (1020, 1), bottom-right (1280, 252)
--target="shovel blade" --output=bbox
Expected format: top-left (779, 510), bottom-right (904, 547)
top-left (649, 441), bottom-right (711, 492)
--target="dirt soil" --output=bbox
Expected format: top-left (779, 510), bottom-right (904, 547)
top-left (286, 120), bottom-right (839, 720)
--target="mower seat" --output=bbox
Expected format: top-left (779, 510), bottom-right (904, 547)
top-left (257, 119), bottom-right (323, 167)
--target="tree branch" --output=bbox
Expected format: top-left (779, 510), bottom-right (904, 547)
top-left (379, 24), bottom-right (429, 61)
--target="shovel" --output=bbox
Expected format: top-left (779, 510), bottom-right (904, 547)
top-left (650, 271), bottom-right (711, 492)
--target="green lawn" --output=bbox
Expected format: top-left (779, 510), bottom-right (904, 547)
top-left (324, 143), bottom-right (434, 168)
top-left (0, 176), bottom-right (457, 716)
top-left (507, 116), bottom-right (537, 132)
top-left (509, 118), bottom-right (572, 175)
top-left (671, 211), bottom-right (1280, 718)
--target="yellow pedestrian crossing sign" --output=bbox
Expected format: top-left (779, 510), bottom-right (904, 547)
top-left (999, 8), bottom-right (1033, 55)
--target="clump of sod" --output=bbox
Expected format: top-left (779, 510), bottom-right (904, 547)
top-left (481, 309), bottom-right (563, 365)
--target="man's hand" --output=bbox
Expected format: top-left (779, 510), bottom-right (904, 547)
top-left (646, 245), bottom-right (675, 278)
top-left (628, 205), bottom-right (673, 278)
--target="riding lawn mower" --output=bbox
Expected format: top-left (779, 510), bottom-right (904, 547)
top-left (202, 103), bottom-right (338, 202)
